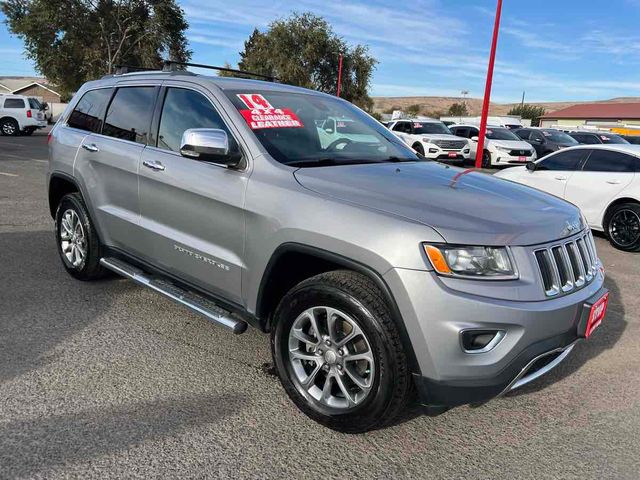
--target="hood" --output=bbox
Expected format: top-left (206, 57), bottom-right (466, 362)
top-left (294, 161), bottom-right (583, 246)
top-left (489, 139), bottom-right (532, 150)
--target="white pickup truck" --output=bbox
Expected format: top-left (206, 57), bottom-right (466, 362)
top-left (387, 119), bottom-right (471, 163)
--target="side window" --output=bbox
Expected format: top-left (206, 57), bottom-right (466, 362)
top-left (582, 150), bottom-right (636, 172)
top-left (454, 127), bottom-right (468, 138)
top-left (157, 87), bottom-right (234, 153)
top-left (583, 135), bottom-right (600, 145)
top-left (4, 98), bottom-right (26, 108)
top-left (103, 86), bottom-right (157, 144)
top-left (531, 131), bottom-right (544, 142)
top-left (67, 88), bottom-right (113, 133)
top-left (537, 149), bottom-right (589, 171)
top-left (393, 122), bottom-right (408, 133)
top-left (469, 127), bottom-right (479, 138)
top-left (516, 129), bottom-right (530, 140)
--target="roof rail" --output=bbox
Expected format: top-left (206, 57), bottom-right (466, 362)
top-left (162, 60), bottom-right (278, 82)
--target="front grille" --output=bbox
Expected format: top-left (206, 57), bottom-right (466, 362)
top-left (433, 140), bottom-right (467, 150)
top-left (534, 230), bottom-right (598, 297)
top-left (508, 149), bottom-right (533, 156)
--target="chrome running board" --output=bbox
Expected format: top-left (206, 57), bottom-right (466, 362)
top-left (100, 257), bottom-right (248, 334)
top-left (500, 340), bottom-right (579, 396)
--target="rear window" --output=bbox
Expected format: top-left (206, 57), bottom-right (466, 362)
top-left (582, 150), bottom-right (636, 172)
top-left (3, 98), bottom-right (25, 109)
top-left (103, 87), bottom-right (157, 144)
top-left (67, 88), bottom-right (113, 133)
top-left (28, 98), bottom-right (41, 109)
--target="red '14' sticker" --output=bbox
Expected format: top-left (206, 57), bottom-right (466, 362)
top-left (237, 93), bottom-right (304, 130)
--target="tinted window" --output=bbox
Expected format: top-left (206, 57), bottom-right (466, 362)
top-left (582, 150), bottom-right (636, 172)
top-left (541, 130), bottom-right (578, 144)
top-left (624, 135), bottom-right (640, 145)
top-left (103, 87), bottom-right (156, 144)
top-left (67, 88), bottom-right (113, 133)
top-left (537, 149), bottom-right (589, 171)
top-left (515, 129), bottom-right (530, 140)
top-left (157, 88), bottom-right (234, 153)
top-left (392, 122), bottom-right (406, 132)
top-left (4, 98), bottom-right (25, 108)
top-left (531, 131), bottom-right (545, 142)
top-left (413, 122), bottom-right (451, 135)
top-left (28, 98), bottom-right (41, 109)
top-left (572, 133), bottom-right (599, 145)
top-left (452, 127), bottom-right (468, 138)
top-left (486, 127), bottom-right (520, 140)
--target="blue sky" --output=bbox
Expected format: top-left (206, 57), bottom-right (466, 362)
top-left (2, 0), bottom-right (640, 102)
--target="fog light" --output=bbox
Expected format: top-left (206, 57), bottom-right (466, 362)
top-left (461, 330), bottom-right (505, 353)
top-left (429, 148), bottom-right (438, 154)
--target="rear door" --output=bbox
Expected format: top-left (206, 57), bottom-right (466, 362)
top-left (564, 149), bottom-right (636, 226)
top-left (523, 149), bottom-right (590, 198)
top-left (73, 83), bottom-right (159, 255)
top-left (137, 84), bottom-right (248, 304)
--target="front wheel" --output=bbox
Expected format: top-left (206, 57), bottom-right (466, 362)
top-left (481, 150), bottom-right (492, 168)
top-left (413, 143), bottom-right (425, 156)
top-left (271, 270), bottom-right (413, 433)
top-left (606, 203), bottom-right (640, 252)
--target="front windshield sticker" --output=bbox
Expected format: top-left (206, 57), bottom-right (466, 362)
top-left (601, 136), bottom-right (610, 141)
top-left (543, 131), bottom-right (552, 136)
top-left (237, 93), bottom-right (303, 130)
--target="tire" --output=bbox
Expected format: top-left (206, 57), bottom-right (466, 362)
top-left (413, 143), bottom-right (425, 156)
top-left (0, 118), bottom-right (19, 136)
top-left (481, 150), bottom-right (491, 168)
top-left (55, 192), bottom-right (107, 280)
top-left (604, 203), bottom-right (640, 252)
top-left (22, 128), bottom-right (34, 136)
top-left (271, 270), bottom-right (412, 433)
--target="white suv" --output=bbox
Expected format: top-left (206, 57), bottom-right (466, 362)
top-left (387, 119), bottom-right (470, 163)
top-left (0, 94), bottom-right (47, 136)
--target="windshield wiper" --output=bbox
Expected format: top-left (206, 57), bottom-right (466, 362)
top-left (287, 158), bottom-right (382, 168)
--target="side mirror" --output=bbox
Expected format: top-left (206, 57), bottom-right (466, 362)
top-left (532, 137), bottom-right (543, 143)
top-left (526, 161), bottom-right (537, 171)
top-left (471, 136), bottom-right (479, 142)
top-left (180, 128), bottom-right (241, 167)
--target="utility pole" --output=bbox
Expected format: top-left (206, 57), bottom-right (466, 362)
top-left (521, 91), bottom-right (526, 107)
top-left (336, 54), bottom-right (343, 97)
top-left (475, 0), bottom-right (503, 169)
top-left (461, 90), bottom-right (469, 123)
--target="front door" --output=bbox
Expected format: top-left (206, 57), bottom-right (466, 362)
top-left (524, 149), bottom-right (590, 199)
top-left (138, 85), bottom-right (248, 304)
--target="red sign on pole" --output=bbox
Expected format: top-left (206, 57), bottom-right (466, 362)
top-left (475, 0), bottom-right (503, 169)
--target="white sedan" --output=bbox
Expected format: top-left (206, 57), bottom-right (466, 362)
top-left (495, 144), bottom-right (640, 252)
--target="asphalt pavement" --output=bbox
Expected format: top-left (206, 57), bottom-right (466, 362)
top-left (1, 130), bottom-right (639, 479)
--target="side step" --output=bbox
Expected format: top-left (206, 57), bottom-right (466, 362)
top-left (100, 257), bottom-right (248, 334)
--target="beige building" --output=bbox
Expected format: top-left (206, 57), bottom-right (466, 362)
top-left (0, 76), bottom-right (62, 103)
top-left (540, 102), bottom-right (640, 134)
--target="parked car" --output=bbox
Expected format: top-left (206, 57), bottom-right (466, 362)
top-left (568, 131), bottom-right (629, 145)
top-left (622, 135), bottom-right (640, 145)
top-left (0, 94), bottom-right (47, 136)
top-left (514, 128), bottom-right (579, 159)
top-left (496, 144), bottom-right (640, 251)
top-left (387, 119), bottom-right (470, 163)
top-left (449, 124), bottom-right (536, 167)
top-left (48, 70), bottom-right (607, 432)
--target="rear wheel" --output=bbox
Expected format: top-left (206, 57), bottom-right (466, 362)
top-left (1, 118), bottom-right (19, 136)
top-left (22, 128), bottom-right (35, 136)
top-left (271, 270), bottom-right (412, 433)
top-left (55, 193), bottom-right (107, 280)
top-left (605, 203), bottom-right (640, 252)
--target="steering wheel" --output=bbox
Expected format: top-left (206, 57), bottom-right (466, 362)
top-left (326, 138), bottom-right (353, 152)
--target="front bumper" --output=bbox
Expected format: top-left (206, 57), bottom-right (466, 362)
top-left (492, 151), bottom-right (536, 165)
top-left (384, 266), bottom-right (606, 408)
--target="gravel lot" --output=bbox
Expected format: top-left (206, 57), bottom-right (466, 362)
top-left (1, 131), bottom-right (639, 479)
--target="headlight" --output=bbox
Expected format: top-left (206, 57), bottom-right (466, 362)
top-left (423, 244), bottom-right (517, 279)
top-left (495, 146), bottom-right (511, 152)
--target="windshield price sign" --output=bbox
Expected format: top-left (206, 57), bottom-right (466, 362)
top-left (237, 93), bottom-right (304, 130)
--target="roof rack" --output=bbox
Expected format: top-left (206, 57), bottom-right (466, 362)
top-left (162, 60), bottom-right (278, 82)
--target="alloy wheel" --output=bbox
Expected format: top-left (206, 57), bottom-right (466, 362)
top-left (609, 209), bottom-right (640, 248)
top-left (287, 306), bottom-right (375, 410)
top-left (2, 122), bottom-right (16, 135)
top-left (60, 209), bottom-right (87, 269)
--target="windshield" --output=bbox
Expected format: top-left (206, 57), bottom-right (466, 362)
top-left (598, 133), bottom-right (629, 144)
top-left (413, 122), bottom-right (452, 135)
top-left (486, 128), bottom-right (520, 141)
top-left (225, 90), bottom-right (419, 166)
top-left (541, 130), bottom-right (578, 144)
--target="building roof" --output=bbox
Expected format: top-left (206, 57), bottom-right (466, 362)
top-left (0, 76), bottom-right (60, 97)
top-left (542, 102), bottom-right (640, 120)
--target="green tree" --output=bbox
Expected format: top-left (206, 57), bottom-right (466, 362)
top-left (222, 13), bottom-right (377, 110)
top-left (406, 104), bottom-right (421, 116)
top-left (508, 104), bottom-right (546, 127)
top-left (2, 0), bottom-right (191, 96)
top-left (447, 102), bottom-right (468, 117)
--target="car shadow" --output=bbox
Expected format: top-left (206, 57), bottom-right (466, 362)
top-left (0, 393), bottom-right (245, 478)
top-left (0, 229), bottom-right (130, 384)
top-left (506, 276), bottom-right (625, 397)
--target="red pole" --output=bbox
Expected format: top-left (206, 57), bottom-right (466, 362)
top-left (475, 0), bottom-right (503, 169)
top-left (336, 54), bottom-right (343, 97)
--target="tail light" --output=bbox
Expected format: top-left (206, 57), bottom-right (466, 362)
top-left (27, 110), bottom-right (32, 118)
top-left (47, 130), bottom-right (53, 144)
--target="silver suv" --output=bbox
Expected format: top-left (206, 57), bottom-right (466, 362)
top-left (47, 71), bottom-right (609, 432)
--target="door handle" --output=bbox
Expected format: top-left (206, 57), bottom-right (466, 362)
top-left (143, 160), bottom-right (165, 171)
top-left (554, 176), bottom-right (567, 181)
top-left (82, 143), bottom-right (99, 153)
top-left (606, 180), bottom-right (621, 185)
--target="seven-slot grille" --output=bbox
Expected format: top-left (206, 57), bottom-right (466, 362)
top-left (534, 230), bottom-right (599, 297)
top-left (433, 139), bottom-right (467, 150)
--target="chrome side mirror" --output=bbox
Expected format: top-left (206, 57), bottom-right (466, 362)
top-left (180, 128), bottom-right (241, 167)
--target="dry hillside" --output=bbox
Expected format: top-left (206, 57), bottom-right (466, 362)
top-left (372, 96), bottom-right (640, 117)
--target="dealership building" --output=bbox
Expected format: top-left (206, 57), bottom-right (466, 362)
top-left (539, 102), bottom-right (640, 134)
